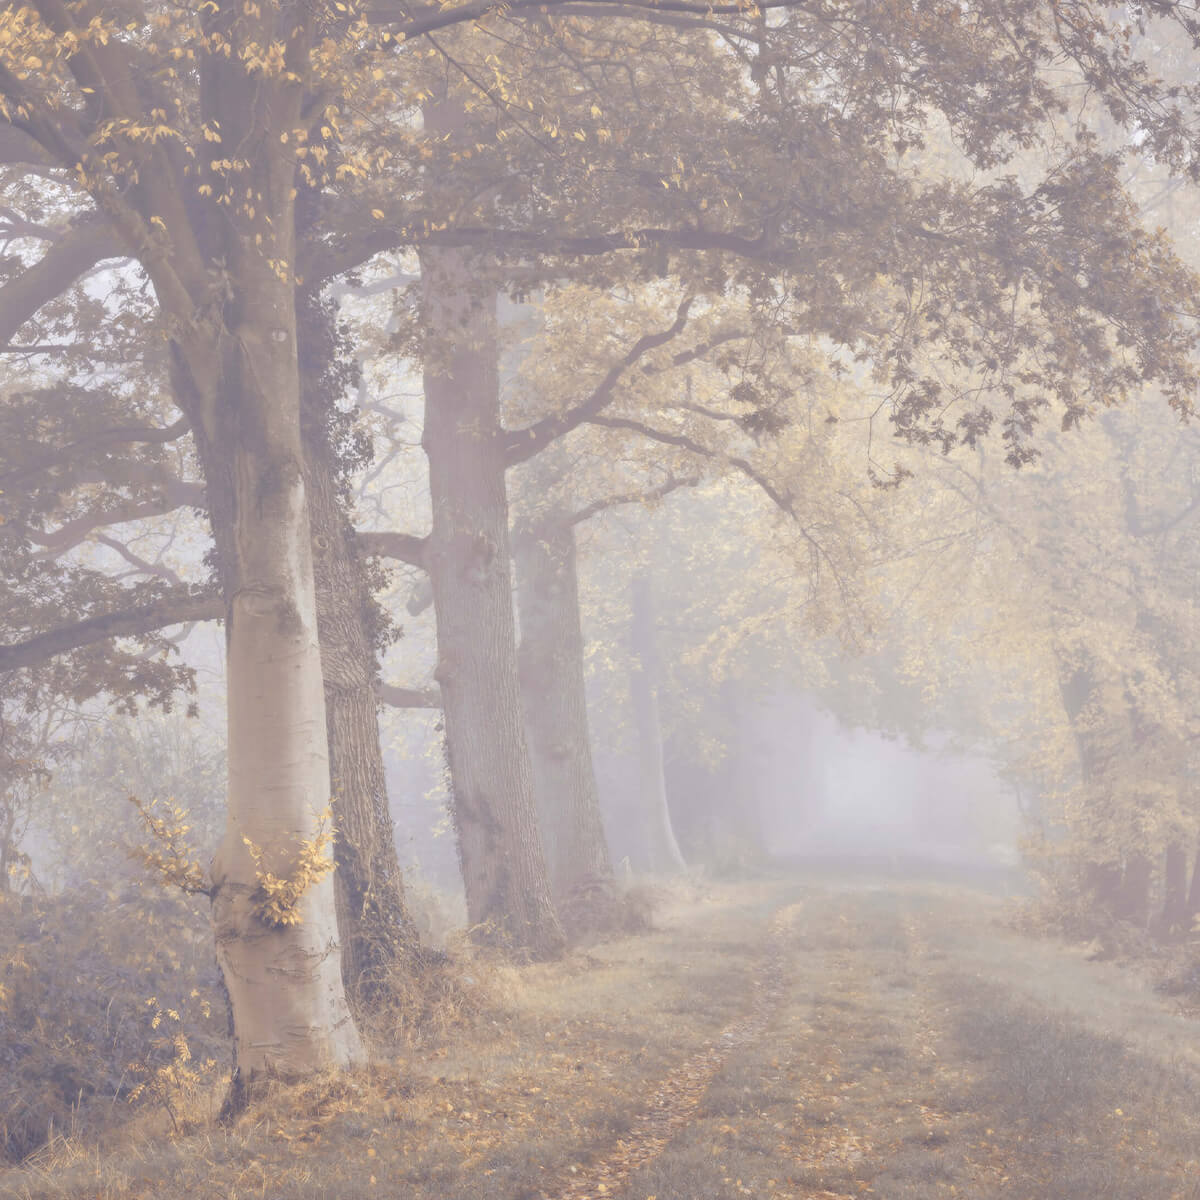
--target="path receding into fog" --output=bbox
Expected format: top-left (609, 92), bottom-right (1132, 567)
top-left (561, 865), bottom-right (1200, 1200)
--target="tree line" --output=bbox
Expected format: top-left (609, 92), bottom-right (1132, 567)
top-left (3, 0), bottom-right (1200, 1104)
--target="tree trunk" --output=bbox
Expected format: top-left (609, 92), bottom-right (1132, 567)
top-left (1056, 657), bottom-right (1124, 917)
top-left (1115, 853), bottom-right (1152, 926)
top-left (187, 253), bottom-right (363, 1092)
top-left (1187, 844), bottom-right (1200, 917)
top-left (418, 227), bottom-right (563, 958)
top-left (630, 572), bottom-right (686, 875)
top-left (297, 291), bottom-right (421, 1011)
top-left (1162, 842), bottom-right (1189, 931)
top-left (514, 518), bottom-right (613, 899)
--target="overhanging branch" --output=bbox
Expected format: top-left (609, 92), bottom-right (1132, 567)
top-left (0, 591), bottom-right (222, 673)
top-left (504, 297), bottom-right (694, 466)
top-left (371, 0), bottom-right (813, 39)
top-left (566, 473), bottom-right (701, 527)
top-left (0, 219), bottom-right (125, 348)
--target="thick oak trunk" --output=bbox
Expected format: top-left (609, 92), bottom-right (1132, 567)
top-left (630, 573), bottom-right (686, 876)
top-left (515, 519), bottom-right (613, 899)
top-left (298, 294), bottom-right (421, 1009)
top-left (418, 242), bottom-right (563, 959)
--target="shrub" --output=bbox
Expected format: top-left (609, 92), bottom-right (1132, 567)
top-left (0, 884), bottom-right (227, 1161)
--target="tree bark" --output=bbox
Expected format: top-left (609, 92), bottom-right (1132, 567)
top-left (514, 518), bottom-right (613, 899)
top-left (169, 46), bottom-right (363, 1075)
top-left (418, 228), bottom-right (564, 958)
top-left (630, 572), bottom-right (686, 875)
top-left (1188, 844), bottom-right (1200, 917)
top-left (1056, 657), bottom-right (1124, 917)
top-left (1115, 853), bottom-right (1152, 927)
top-left (186, 254), bottom-right (364, 1088)
top-left (297, 291), bottom-right (421, 1012)
top-left (1162, 842), bottom-right (1189, 931)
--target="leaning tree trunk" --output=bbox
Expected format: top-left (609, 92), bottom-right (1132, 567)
top-left (298, 290), bottom-right (421, 1011)
top-left (630, 572), bottom-right (686, 876)
top-left (514, 518), bottom-right (613, 899)
top-left (417, 226), bottom-right (563, 958)
top-left (186, 255), bottom-right (364, 1098)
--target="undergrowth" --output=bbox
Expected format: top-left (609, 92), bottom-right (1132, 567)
top-left (0, 884), bottom-right (226, 1163)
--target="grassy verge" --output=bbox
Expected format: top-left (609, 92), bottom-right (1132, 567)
top-left (0, 878), bottom-right (793, 1200)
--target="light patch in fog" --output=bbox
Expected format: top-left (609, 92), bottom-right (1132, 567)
top-left (747, 696), bottom-right (1021, 866)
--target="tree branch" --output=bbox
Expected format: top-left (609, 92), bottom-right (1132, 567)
top-left (504, 297), bottom-right (694, 466)
top-left (588, 414), bottom-right (858, 615)
top-left (357, 530), bottom-right (429, 568)
top-left (566, 473), bottom-right (701, 527)
top-left (307, 222), bottom-right (778, 283)
top-left (28, 484), bottom-right (204, 557)
top-left (376, 681), bottom-right (442, 709)
top-left (0, 591), bottom-right (222, 673)
top-left (589, 414), bottom-right (794, 510)
top-left (0, 219), bottom-right (125, 348)
top-left (372, 0), bottom-right (812, 39)
top-left (0, 123), bottom-right (53, 168)
top-left (0, 415), bottom-right (192, 492)
top-left (93, 532), bottom-right (185, 585)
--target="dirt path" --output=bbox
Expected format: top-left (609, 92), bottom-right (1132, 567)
top-left (614, 874), bottom-right (1200, 1200)
top-left (7, 871), bottom-right (1200, 1200)
top-left (545, 902), bottom-right (804, 1200)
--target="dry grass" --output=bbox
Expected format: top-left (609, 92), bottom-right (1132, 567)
top-left (5, 872), bottom-right (1200, 1200)
top-left (0, 877), bottom-right (795, 1200)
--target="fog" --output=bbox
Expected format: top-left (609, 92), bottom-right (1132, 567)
top-left (4, 3), bottom-right (1200, 1194)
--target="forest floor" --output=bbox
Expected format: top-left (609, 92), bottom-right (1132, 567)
top-left (4, 865), bottom-right (1200, 1199)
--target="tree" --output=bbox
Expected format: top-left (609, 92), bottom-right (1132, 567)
top-left (0, 0), bottom-right (368, 1088)
top-left (5, 0), bottom-right (1200, 1085)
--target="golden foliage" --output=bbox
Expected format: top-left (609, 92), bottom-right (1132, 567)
top-left (242, 807), bottom-right (336, 928)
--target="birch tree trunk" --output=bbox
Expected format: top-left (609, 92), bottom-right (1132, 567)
top-left (418, 233), bottom-right (564, 958)
top-left (169, 35), bottom-right (363, 1081)
top-left (185, 258), bottom-right (363, 1095)
top-left (514, 518), bottom-right (613, 899)
top-left (630, 572), bottom-right (686, 876)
